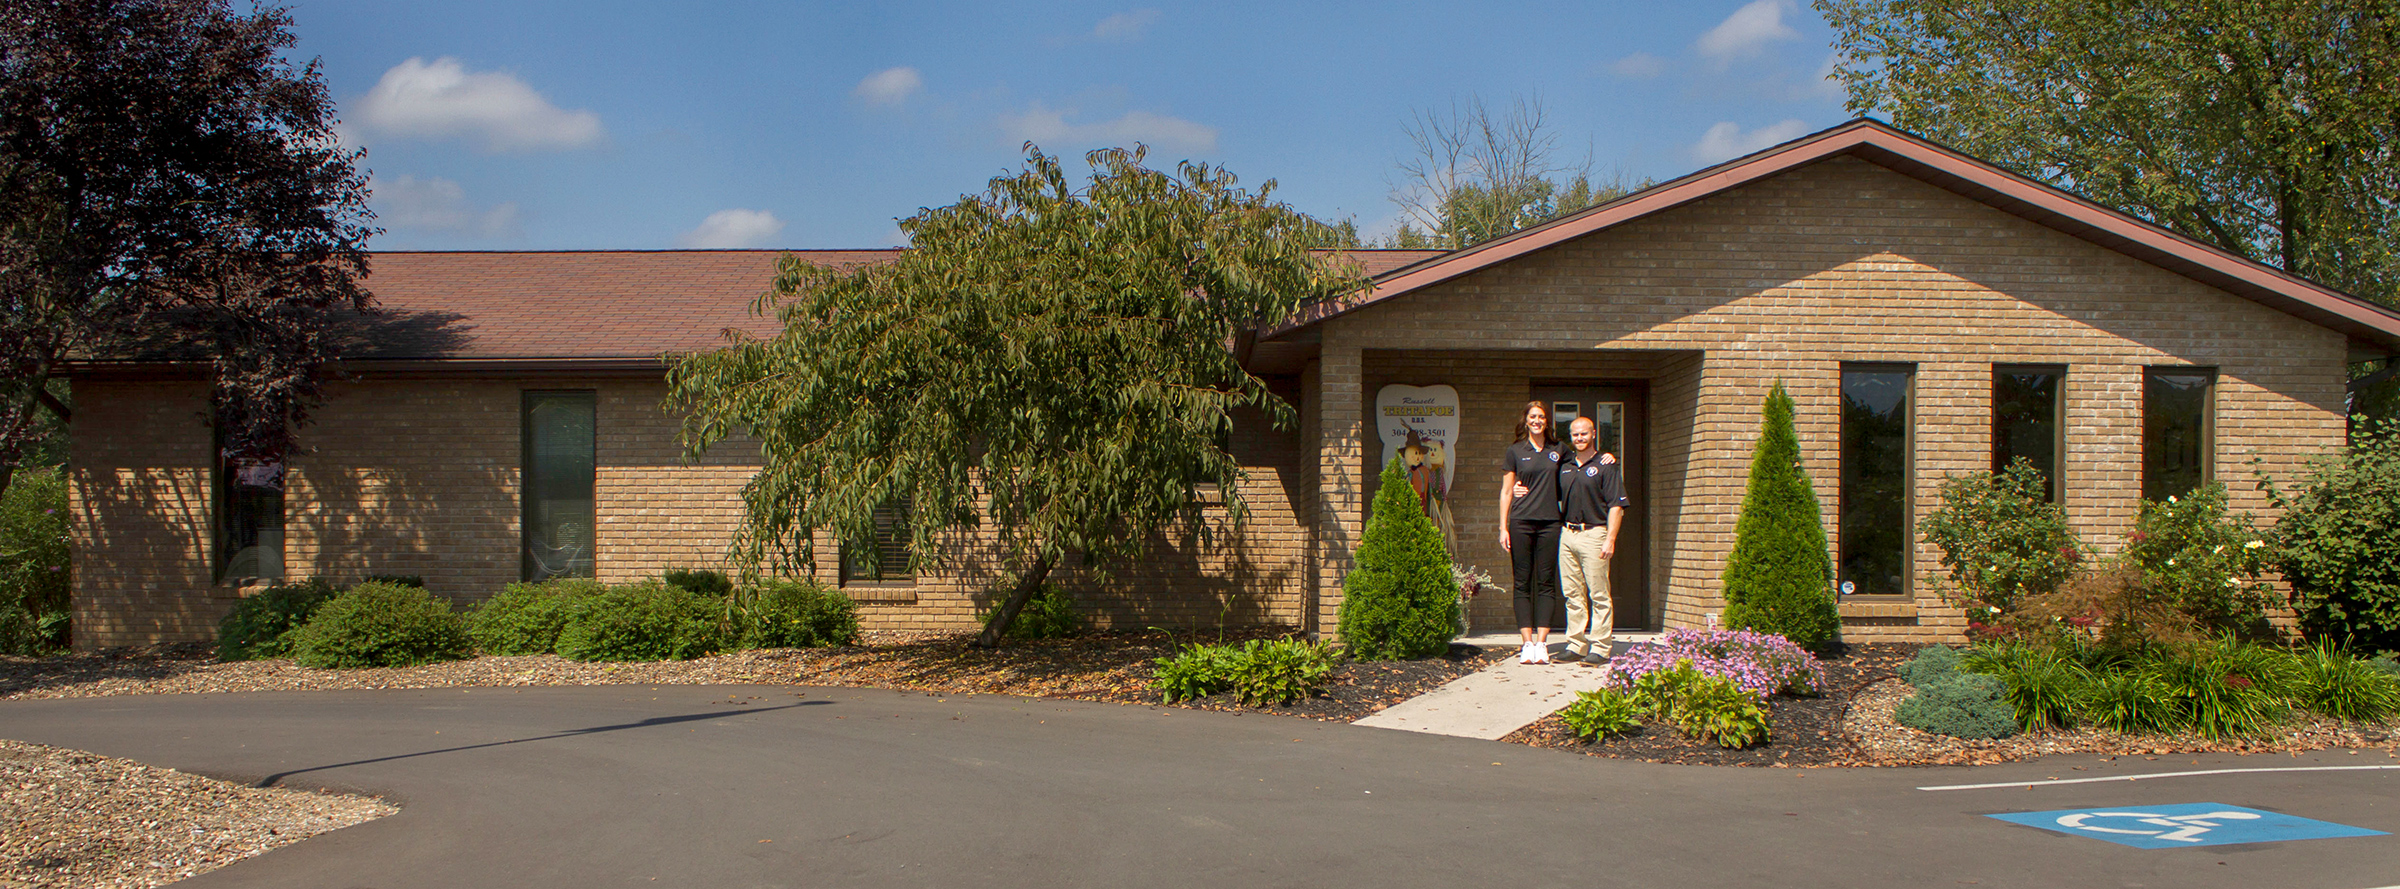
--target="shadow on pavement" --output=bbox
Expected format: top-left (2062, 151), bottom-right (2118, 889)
top-left (253, 700), bottom-right (829, 788)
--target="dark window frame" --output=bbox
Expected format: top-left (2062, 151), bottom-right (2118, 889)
top-left (1992, 364), bottom-right (2067, 502)
top-left (2142, 366), bottom-right (2216, 502)
top-left (1839, 363), bottom-right (1915, 599)
top-left (839, 502), bottom-right (914, 587)
top-left (521, 390), bottom-right (598, 582)
top-left (211, 422), bottom-right (286, 585)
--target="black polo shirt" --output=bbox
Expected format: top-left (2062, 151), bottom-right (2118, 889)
top-left (1502, 438), bottom-right (1564, 524)
top-left (1559, 449), bottom-right (1629, 527)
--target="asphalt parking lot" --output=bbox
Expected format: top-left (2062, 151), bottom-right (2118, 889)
top-left (4, 685), bottom-right (2395, 889)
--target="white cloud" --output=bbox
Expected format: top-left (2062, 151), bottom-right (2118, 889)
top-left (1610, 52), bottom-right (1667, 79)
top-left (678, 209), bottom-right (786, 249)
top-left (1696, 0), bottom-right (1800, 64)
top-left (1692, 119), bottom-right (1810, 163)
top-left (352, 57), bottom-right (604, 153)
top-left (853, 67), bottom-right (924, 106)
top-left (1091, 9), bottom-right (1161, 42)
top-left (998, 102), bottom-right (1217, 152)
top-left (372, 175), bottom-right (519, 238)
top-left (1809, 53), bottom-right (1845, 100)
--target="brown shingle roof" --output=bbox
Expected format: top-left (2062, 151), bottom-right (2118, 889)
top-left (345, 248), bottom-right (1444, 363)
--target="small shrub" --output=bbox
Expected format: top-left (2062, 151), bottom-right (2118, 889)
top-left (287, 581), bottom-right (473, 669)
top-left (1920, 458), bottom-right (2082, 612)
top-left (1965, 641), bottom-right (2087, 731)
top-left (1607, 627), bottom-right (1825, 698)
top-left (975, 584), bottom-right (1080, 641)
top-left (217, 579), bottom-right (337, 661)
top-left (1627, 659), bottom-right (1705, 720)
top-left (739, 579), bottom-right (859, 649)
top-left (2289, 641), bottom-right (2400, 722)
top-left (1231, 638), bottom-right (1337, 705)
top-left (1153, 643), bottom-right (1242, 703)
top-left (2009, 561), bottom-right (2201, 650)
top-left (1560, 688), bottom-right (1642, 741)
top-left (554, 582), bottom-right (729, 662)
top-left (1894, 673), bottom-right (2018, 740)
top-left (663, 568), bottom-right (733, 597)
top-left (1673, 673), bottom-right (1773, 749)
top-left (2261, 418), bottom-right (2400, 652)
top-left (2121, 484), bottom-right (2276, 639)
top-left (1720, 381), bottom-right (1840, 651)
top-left (2143, 639), bottom-right (2294, 739)
top-left (2080, 669), bottom-right (2177, 735)
top-left (1338, 458), bottom-right (1460, 660)
top-left (1899, 644), bottom-right (1962, 687)
top-left (467, 579), bottom-right (606, 656)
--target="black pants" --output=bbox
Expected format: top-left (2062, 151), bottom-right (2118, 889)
top-left (1509, 520), bottom-right (1561, 630)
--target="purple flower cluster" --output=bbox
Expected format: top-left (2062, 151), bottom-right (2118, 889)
top-left (1607, 627), bottom-right (1826, 699)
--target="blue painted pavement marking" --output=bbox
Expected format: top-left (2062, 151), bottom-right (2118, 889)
top-left (1987, 803), bottom-right (2387, 849)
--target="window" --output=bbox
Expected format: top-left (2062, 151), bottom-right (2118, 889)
top-left (522, 391), bottom-right (596, 581)
top-left (2144, 367), bottom-right (2214, 501)
top-left (1993, 365), bottom-right (2065, 501)
top-left (1840, 365), bottom-right (1913, 598)
top-left (214, 434), bottom-right (285, 583)
top-left (840, 503), bottom-right (912, 585)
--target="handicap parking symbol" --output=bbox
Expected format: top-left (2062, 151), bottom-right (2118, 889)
top-left (1987, 802), bottom-right (2387, 849)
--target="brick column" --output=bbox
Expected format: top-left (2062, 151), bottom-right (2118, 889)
top-left (1313, 342), bottom-right (1363, 637)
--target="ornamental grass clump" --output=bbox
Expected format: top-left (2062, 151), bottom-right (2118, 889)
top-left (1607, 627), bottom-right (1826, 699)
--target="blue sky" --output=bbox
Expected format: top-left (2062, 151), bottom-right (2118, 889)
top-left (289, 1), bottom-right (1855, 251)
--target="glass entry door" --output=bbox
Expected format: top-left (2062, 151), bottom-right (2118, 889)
top-left (1531, 382), bottom-right (1648, 630)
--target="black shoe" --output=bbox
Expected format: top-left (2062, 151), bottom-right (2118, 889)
top-left (1552, 651), bottom-right (1582, 664)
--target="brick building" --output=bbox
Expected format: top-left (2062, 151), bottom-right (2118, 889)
top-left (66, 120), bottom-right (2400, 649)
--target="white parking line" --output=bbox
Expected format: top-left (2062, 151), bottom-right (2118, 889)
top-left (1917, 764), bottom-right (2400, 792)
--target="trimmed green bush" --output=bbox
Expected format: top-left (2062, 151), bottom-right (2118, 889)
top-left (1338, 458), bottom-right (1459, 660)
top-left (663, 568), bottom-right (733, 597)
top-left (287, 581), bottom-right (473, 669)
top-left (2263, 418), bottom-right (2400, 652)
top-left (739, 579), bottom-right (859, 649)
top-left (554, 582), bottom-right (729, 662)
top-left (1720, 381), bottom-right (1840, 651)
top-left (0, 467), bottom-right (71, 654)
top-left (466, 579), bottom-right (606, 656)
top-left (1560, 688), bottom-right (1642, 741)
top-left (1899, 645), bottom-right (1962, 688)
top-left (974, 583), bottom-right (1079, 641)
top-left (217, 579), bottom-right (337, 661)
top-left (1920, 458), bottom-right (2082, 613)
top-left (1895, 673), bottom-right (2018, 740)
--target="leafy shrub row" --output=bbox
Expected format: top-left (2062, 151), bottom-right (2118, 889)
top-left (219, 572), bottom-right (859, 669)
top-left (0, 467), bottom-right (72, 655)
top-left (1152, 637), bottom-right (1337, 706)
top-left (1897, 639), bottom-right (2400, 740)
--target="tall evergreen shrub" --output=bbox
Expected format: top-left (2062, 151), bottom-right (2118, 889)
top-left (1721, 381), bottom-right (1841, 651)
top-left (1338, 458), bottom-right (1457, 660)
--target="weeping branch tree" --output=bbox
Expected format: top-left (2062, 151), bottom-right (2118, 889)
top-left (0, 0), bottom-right (376, 494)
top-left (667, 145), bottom-right (1367, 647)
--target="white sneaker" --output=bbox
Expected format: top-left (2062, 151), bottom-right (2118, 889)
top-left (1533, 644), bottom-right (1551, 664)
top-left (1518, 642), bottom-right (1537, 664)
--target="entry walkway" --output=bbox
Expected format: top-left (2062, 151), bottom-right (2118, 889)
top-left (1351, 631), bottom-right (1659, 739)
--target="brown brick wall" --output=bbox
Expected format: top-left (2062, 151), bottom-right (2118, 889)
top-left (68, 381), bottom-right (218, 647)
top-left (1311, 155), bottom-right (2350, 643)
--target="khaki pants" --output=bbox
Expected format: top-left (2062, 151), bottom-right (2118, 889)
top-left (1558, 525), bottom-right (1613, 656)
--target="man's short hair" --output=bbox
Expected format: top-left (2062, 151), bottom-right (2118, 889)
top-left (1569, 415), bottom-right (1596, 431)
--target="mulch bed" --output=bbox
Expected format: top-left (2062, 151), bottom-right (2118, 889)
top-left (1504, 642), bottom-right (1922, 767)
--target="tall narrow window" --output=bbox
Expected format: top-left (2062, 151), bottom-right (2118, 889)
top-left (1993, 365), bottom-right (2065, 501)
top-left (1840, 364), bottom-right (1913, 598)
top-left (214, 429), bottom-right (285, 583)
top-left (523, 391), bottom-right (596, 581)
top-left (2144, 367), bottom-right (2214, 501)
top-left (840, 503), bottom-right (912, 585)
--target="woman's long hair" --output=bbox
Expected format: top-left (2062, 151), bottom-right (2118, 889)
top-left (1512, 400), bottom-right (1550, 444)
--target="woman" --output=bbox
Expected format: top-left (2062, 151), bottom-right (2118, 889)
top-left (1498, 400), bottom-right (1564, 664)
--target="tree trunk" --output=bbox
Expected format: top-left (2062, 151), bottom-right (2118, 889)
top-left (972, 554), bottom-right (1058, 648)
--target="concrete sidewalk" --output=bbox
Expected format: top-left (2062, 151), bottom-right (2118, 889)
top-left (1351, 631), bottom-right (1657, 739)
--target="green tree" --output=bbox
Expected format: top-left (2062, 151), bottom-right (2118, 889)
top-left (667, 146), bottom-right (1366, 647)
top-left (0, 0), bottom-right (376, 495)
top-left (1384, 95), bottom-right (1644, 250)
top-left (1818, 0), bottom-right (2400, 421)
top-left (1338, 458), bottom-right (1458, 660)
top-left (1722, 381), bottom-right (1841, 650)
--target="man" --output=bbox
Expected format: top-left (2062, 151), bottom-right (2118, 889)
top-left (1553, 415), bottom-right (1628, 664)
